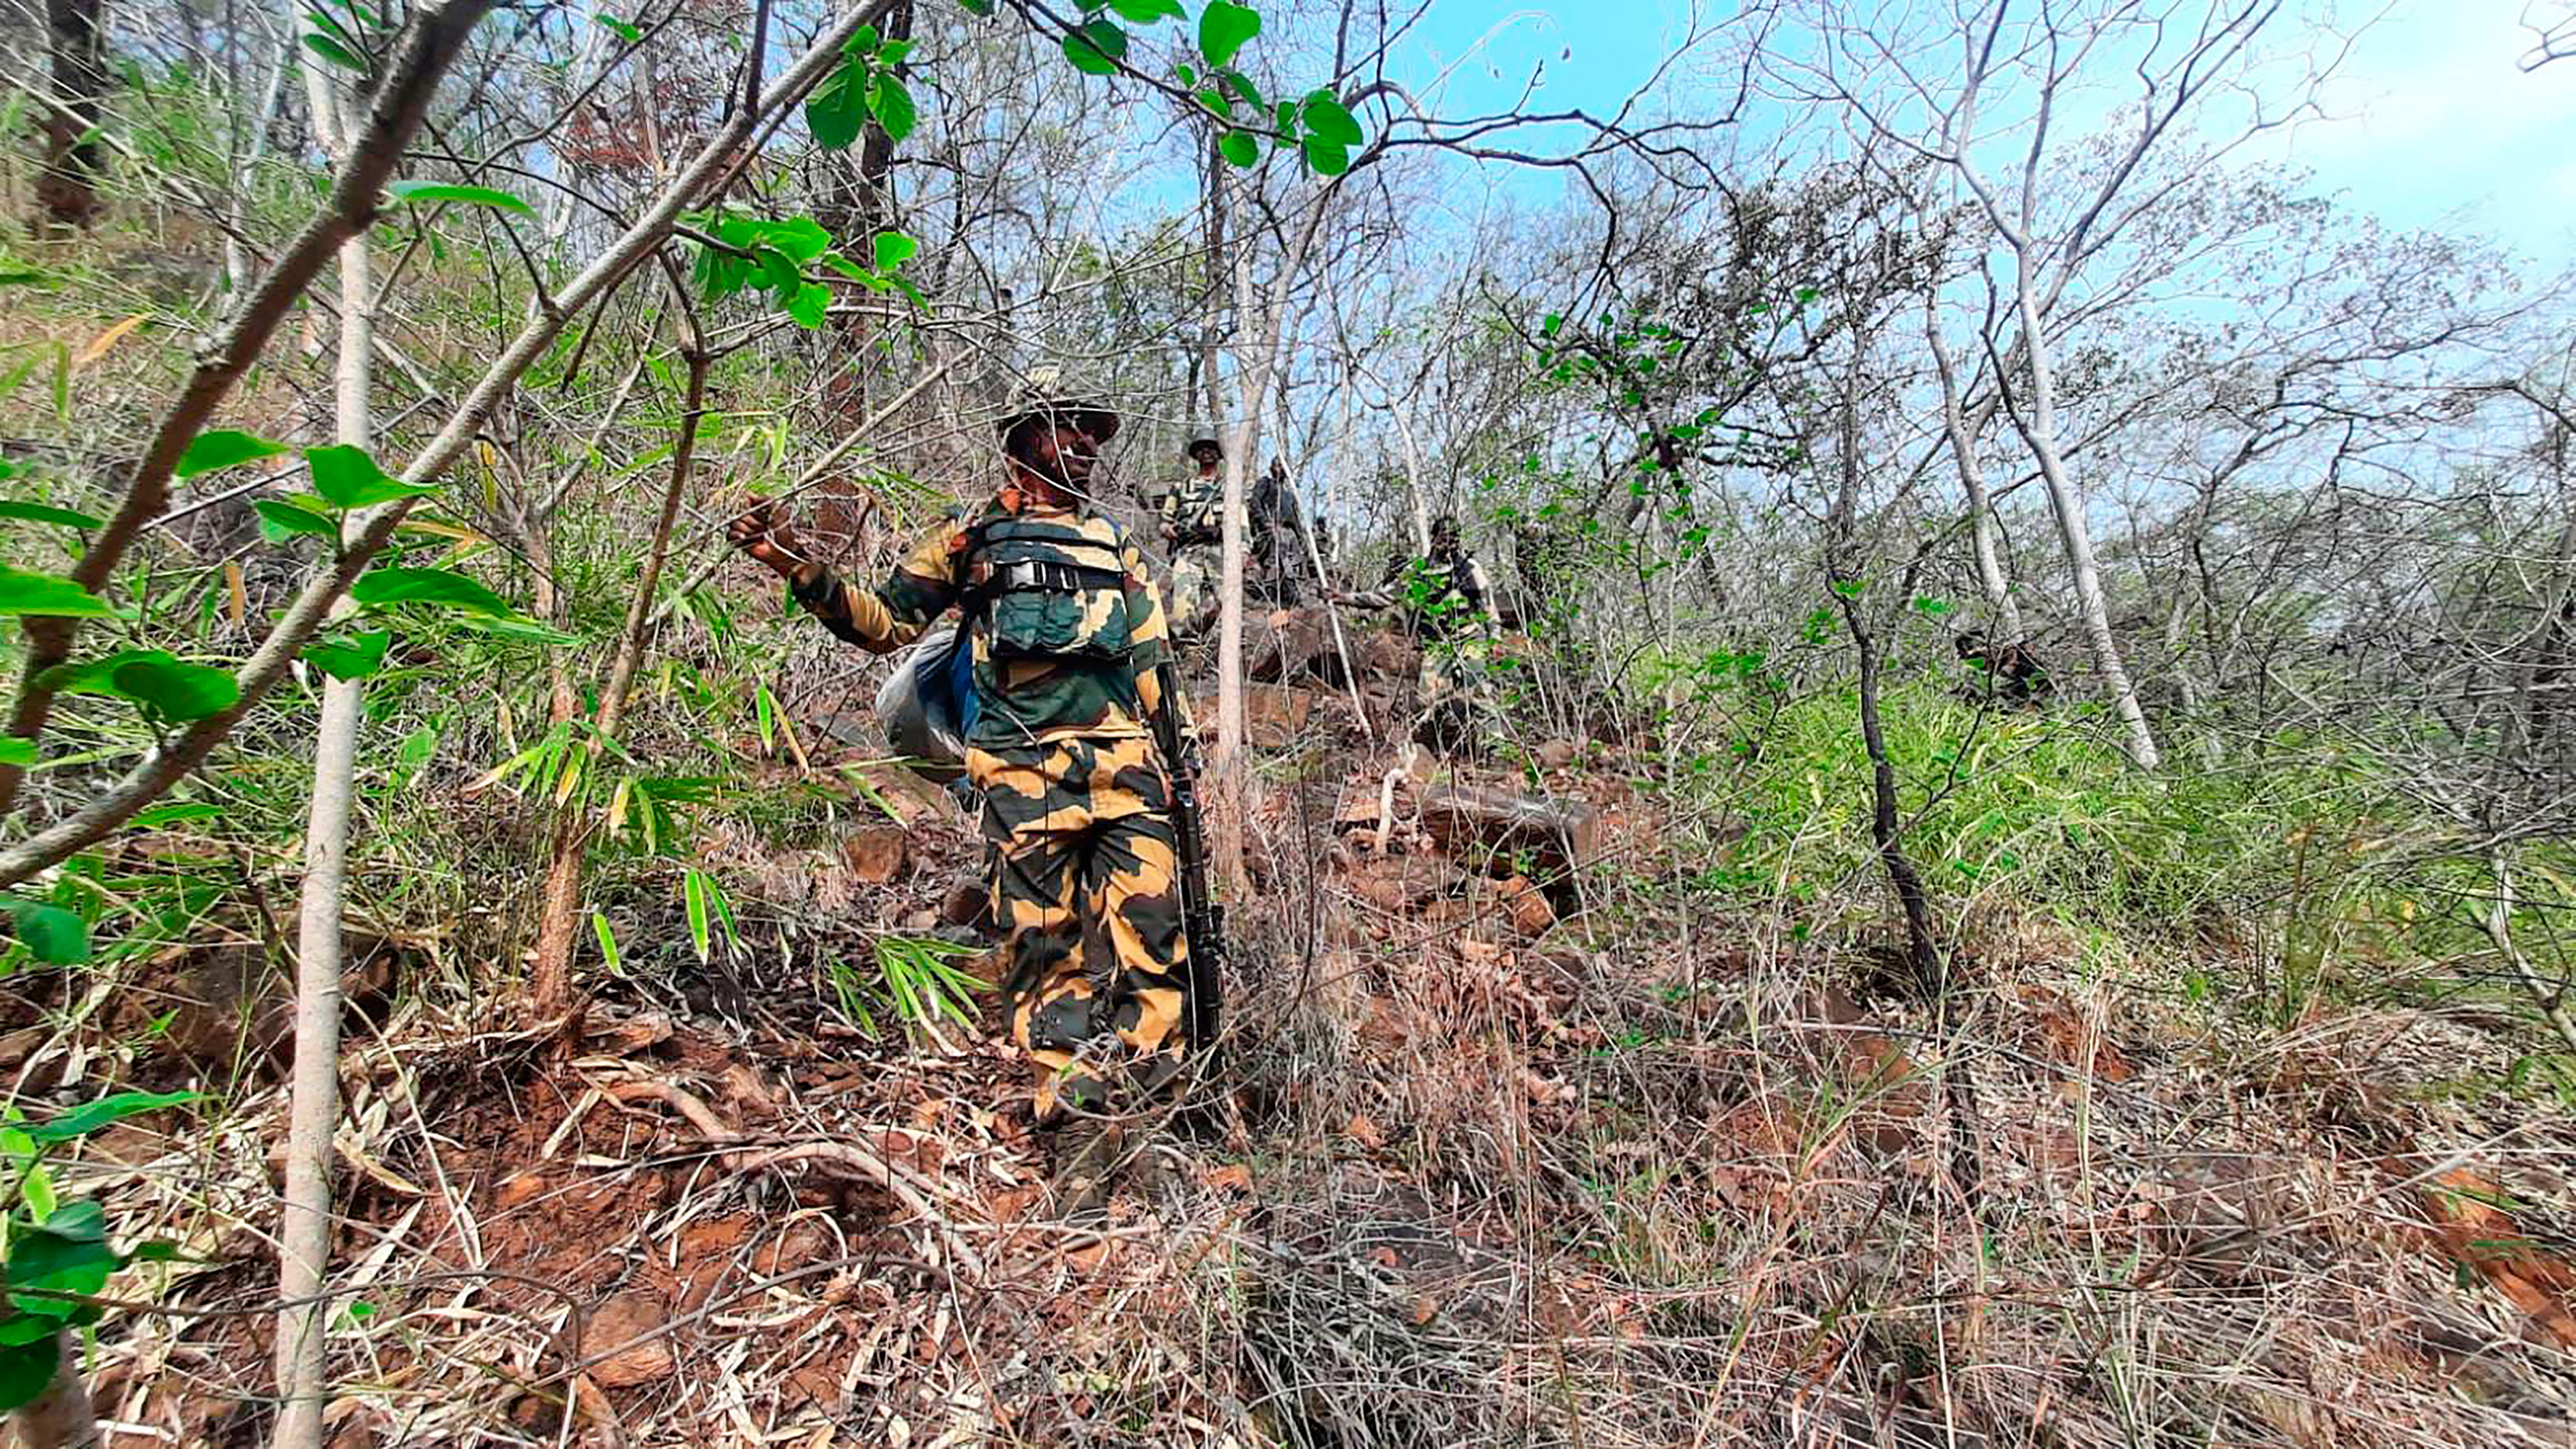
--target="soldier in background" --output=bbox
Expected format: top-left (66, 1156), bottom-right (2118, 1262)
top-left (1249, 455), bottom-right (1315, 607)
top-left (1336, 514), bottom-right (1505, 751)
top-left (1155, 436), bottom-right (1226, 642)
top-left (1954, 630), bottom-right (2052, 705)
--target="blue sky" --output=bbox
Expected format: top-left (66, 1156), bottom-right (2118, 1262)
top-left (1383, 0), bottom-right (2575, 268)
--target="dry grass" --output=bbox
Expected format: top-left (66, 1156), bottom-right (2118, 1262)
top-left (10, 713), bottom-right (2573, 1447)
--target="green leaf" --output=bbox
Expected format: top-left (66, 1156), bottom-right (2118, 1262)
top-left (0, 567), bottom-right (111, 619)
top-left (868, 75), bottom-right (917, 143)
top-left (592, 911), bottom-right (623, 975)
top-left (130, 801), bottom-right (222, 828)
top-left (7, 1225), bottom-right (116, 1315)
top-left (306, 444), bottom-right (434, 509)
top-left (684, 870), bottom-right (712, 962)
top-left (41, 1201), bottom-right (104, 1243)
top-left (111, 657), bottom-right (240, 722)
top-left (806, 57), bottom-right (870, 150)
top-left (1175, 61), bottom-right (1198, 86)
top-left (762, 216), bottom-right (833, 264)
top-left (957, 0), bottom-right (992, 12)
top-left (39, 649), bottom-right (168, 697)
top-left (1218, 130), bottom-right (1260, 169)
top-left (1198, 1), bottom-right (1260, 67)
top-left (350, 566), bottom-right (511, 616)
top-left (253, 499), bottom-right (339, 544)
top-left (300, 32), bottom-right (367, 74)
top-left (302, 630), bottom-right (390, 682)
top-left (1062, 19), bottom-right (1126, 75)
top-left (593, 14), bottom-right (642, 42)
top-left (1106, 0), bottom-right (1184, 20)
top-left (0, 738), bottom-right (32, 766)
top-left (1301, 92), bottom-right (1362, 145)
top-left (0, 1338), bottom-right (55, 1415)
top-left (785, 282), bottom-right (831, 330)
top-left (1301, 136), bottom-right (1351, 175)
top-left (174, 429), bottom-right (290, 479)
top-left (872, 231), bottom-right (918, 270)
top-left (1195, 86), bottom-right (1232, 122)
top-left (753, 246), bottom-right (800, 296)
top-left (384, 180), bottom-right (534, 216)
top-left (0, 502), bottom-right (101, 530)
top-left (0, 1316), bottom-right (60, 1350)
top-left (2, 900), bottom-right (87, 965)
top-left (445, 612), bottom-right (579, 648)
top-left (20, 1091), bottom-right (196, 1145)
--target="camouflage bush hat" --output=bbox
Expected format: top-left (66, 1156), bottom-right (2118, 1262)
top-left (994, 365), bottom-right (1120, 447)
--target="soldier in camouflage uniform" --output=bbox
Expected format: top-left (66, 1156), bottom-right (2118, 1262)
top-left (1337, 515), bottom-right (1505, 751)
top-left (1155, 436), bottom-right (1226, 642)
top-left (1249, 456), bottom-right (1314, 608)
top-left (730, 383), bottom-right (1197, 1212)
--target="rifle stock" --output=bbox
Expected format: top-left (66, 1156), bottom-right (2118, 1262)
top-left (1152, 660), bottom-right (1225, 1050)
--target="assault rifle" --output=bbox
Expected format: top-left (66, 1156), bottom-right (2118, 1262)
top-left (1151, 660), bottom-right (1225, 1050)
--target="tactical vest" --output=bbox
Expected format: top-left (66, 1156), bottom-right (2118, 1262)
top-left (965, 514), bottom-right (1136, 662)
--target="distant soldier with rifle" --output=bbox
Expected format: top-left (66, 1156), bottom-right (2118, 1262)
top-left (1249, 455), bottom-right (1315, 608)
top-left (1154, 435), bottom-right (1227, 643)
top-left (728, 372), bottom-right (1220, 1217)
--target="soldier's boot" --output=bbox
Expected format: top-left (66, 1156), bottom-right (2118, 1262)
top-left (940, 872), bottom-right (996, 935)
top-left (1049, 1116), bottom-right (1125, 1225)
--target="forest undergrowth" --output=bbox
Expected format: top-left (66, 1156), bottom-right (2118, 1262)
top-left (4, 0), bottom-right (2576, 1443)
top-left (12, 634), bottom-right (2575, 1445)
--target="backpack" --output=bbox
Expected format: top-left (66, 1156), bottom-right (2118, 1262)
top-left (873, 620), bottom-right (975, 780)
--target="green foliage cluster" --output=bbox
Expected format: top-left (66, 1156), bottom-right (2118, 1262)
top-left (0, 1094), bottom-right (192, 1410)
top-left (1661, 671), bottom-right (2377, 940)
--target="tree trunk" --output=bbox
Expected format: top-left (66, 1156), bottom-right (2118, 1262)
top-left (2007, 262), bottom-right (2161, 769)
top-left (1199, 131), bottom-right (1227, 427)
top-left (10, 1330), bottom-right (100, 1448)
top-left (1212, 238), bottom-right (1260, 894)
top-left (1925, 309), bottom-right (2023, 642)
top-left (273, 44), bottom-right (371, 1448)
top-left (36, 0), bottom-right (110, 231)
top-left (222, 17), bottom-right (295, 302)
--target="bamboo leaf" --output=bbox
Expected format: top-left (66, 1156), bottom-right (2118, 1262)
top-left (72, 313), bottom-right (148, 367)
top-left (0, 501), bottom-right (103, 530)
top-left (385, 179), bottom-right (534, 215)
top-left (684, 870), bottom-right (712, 961)
top-left (174, 429), bottom-right (291, 479)
top-left (0, 567), bottom-right (112, 618)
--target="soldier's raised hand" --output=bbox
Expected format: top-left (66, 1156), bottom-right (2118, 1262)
top-left (727, 499), bottom-right (809, 579)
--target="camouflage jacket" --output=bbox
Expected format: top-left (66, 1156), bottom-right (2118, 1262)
top-left (1155, 472), bottom-right (1226, 548)
top-left (1345, 550), bottom-right (1497, 642)
top-left (791, 495), bottom-right (1185, 749)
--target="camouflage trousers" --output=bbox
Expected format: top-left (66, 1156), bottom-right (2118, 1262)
top-left (965, 734), bottom-right (1194, 1121)
top-left (1166, 546), bottom-right (1219, 643)
top-left (1414, 634), bottom-right (1498, 750)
